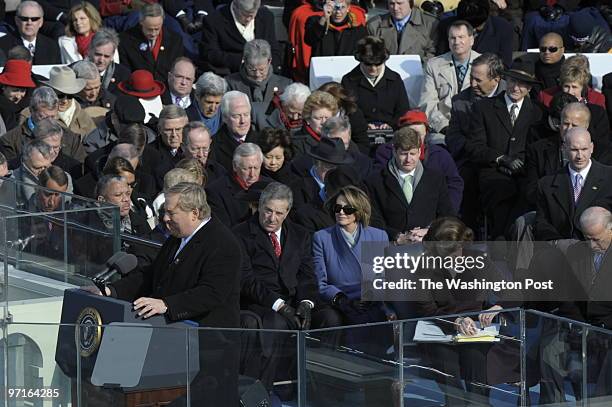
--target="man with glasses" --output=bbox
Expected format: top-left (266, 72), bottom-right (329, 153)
top-left (465, 62), bottom-right (544, 239)
top-left (211, 91), bottom-right (258, 172)
top-left (182, 122), bottom-right (227, 184)
top-left (161, 57), bottom-right (200, 121)
top-left (207, 142), bottom-right (269, 226)
top-left (536, 33), bottom-right (565, 89)
top-left (151, 105), bottom-right (188, 188)
top-left (32, 117), bottom-right (82, 183)
top-left (11, 139), bottom-right (54, 205)
top-left (226, 39), bottom-right (292, 109)
top-left (0, 1), bottom-right (61, 65)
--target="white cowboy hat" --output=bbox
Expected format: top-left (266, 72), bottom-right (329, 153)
top-left (42, 66), bottom-right (86, 95)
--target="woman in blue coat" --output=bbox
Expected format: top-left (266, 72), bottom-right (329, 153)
top-left (313, 185), bottom-right (394, 325)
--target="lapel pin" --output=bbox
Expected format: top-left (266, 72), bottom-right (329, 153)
top-left (139, 42), bottom-right (148, 51)
top-left (174, 258), bottom-right (180, 265)
top-left (111, 78), bottom-right (116, 83)
top-left (273, 87), bottom-right (278, 92)
top-left (160, 46), bottom-right (165, 51)
top-left (593, 186), bottom-right (598, 190)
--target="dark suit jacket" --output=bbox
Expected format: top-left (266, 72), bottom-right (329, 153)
top-left (118, 26), bottom-right (184, 82)
top-left (466, 93), bottom-right (543, 167)
top-left (210, 125), bottom-right (258, 173)
top-left (234, 215), bottom-right (318, 309)
top-left (525, 136), bottom-right (563, 206)
top-left (559, 242), bottom-right (612, 328)
top-left (0, 33), bottom-right (61, 65)
top-left (105, 62), bottom-right (131, 95)
top-left (446, 85), bottom-right (504, 166)
top-left (365, 163), bottom-right (455, 240)
top-left (200, 5), bottom-right (281, 75)
top-left (111, 217), bottom-right (242, 328)
top-left (603, 72), bottom-right (612, 130)
top-left (149, 137), bottom-right (185, 189)
top-left (341, 65), bottom-right (410, 128)
top-left (206, 174), bottom-right (252, 227)
top-left (534, 161), bottom-right (612, 241)
top-left (161, 90), bottom-right (201, 122)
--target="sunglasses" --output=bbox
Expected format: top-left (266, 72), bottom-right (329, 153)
top-left (333, 204), bottom-right (357, 215)
top-left (55, 92), bottom-right (72, 100)
top-left (127, 181), bottom-right (138, 189)
top-left (17, 15), bottom-right (41, 22)
top-left (539, 46), bottom-right (560, 53)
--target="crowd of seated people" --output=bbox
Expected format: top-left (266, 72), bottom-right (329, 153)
top-left (1, 0), bottom-right (612, 403)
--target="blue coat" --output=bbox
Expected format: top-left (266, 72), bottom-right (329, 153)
top-left (313, 224), bottom-right (388, 302)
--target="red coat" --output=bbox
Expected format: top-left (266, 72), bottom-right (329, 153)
top-left (538, 85), bottom-right (606, 109)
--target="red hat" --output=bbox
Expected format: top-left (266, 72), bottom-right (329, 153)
top-left (118, 69), bottom-right (165, 98)
top-left (0, 60), bottom-right (36, 88)
top-left (398, 109), bottom-right (429, 128)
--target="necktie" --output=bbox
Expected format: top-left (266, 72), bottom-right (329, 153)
top-left (510, 104), bottom-right (518, 127)
top-left (269, 232), bottom-right (281, 258)
top-left (402, 174), bottom-right (413, 204)
top-left (456, 64), bottom-right (467, 88)
top-left (27, 43), bottom-right (35, 56)
top-left (174, 238), bottom-right (186, 259)
top-left (573, 173), bottom-right (583, 203)
top-left (594, 252), bottom-right (604, 273)
top-left (175, 96), bottom-right (183, 108)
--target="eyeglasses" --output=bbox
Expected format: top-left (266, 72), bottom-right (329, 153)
top-left (539, 46), bottom-right (560, 53)
top-left (127, 181), bottom-right (138, 189)
top-left (333, 204), bottom-right (357, 215)
top-left (17, 15), bottom-right (42, 22)
top-left (245, 63), bottom-right (270, 75)
top-left (189, 146), bottom-right (210, 154)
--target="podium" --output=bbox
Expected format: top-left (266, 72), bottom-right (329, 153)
top-left (55, 289), bottom-right (199, 406)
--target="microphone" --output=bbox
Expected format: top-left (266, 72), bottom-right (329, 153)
top-left (91, 252), bottom-right (138, 296)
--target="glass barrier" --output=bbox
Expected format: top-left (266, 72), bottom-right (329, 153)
top-left (2, 295), bottom-right (612, 406)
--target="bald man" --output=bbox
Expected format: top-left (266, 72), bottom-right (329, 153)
top-left (534, 127), bottom-right (612, 241)
top-left (536, 33), bottom-right (565, 89)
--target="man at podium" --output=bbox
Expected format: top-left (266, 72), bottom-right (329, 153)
top-left (105, 182), bottom-right (242, 406)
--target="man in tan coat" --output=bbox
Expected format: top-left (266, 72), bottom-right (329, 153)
top-left (417, 20), bottom-right (480, 133)
top-left (367, 0), bottom-right (438, 61)
top-left (0, 87), bottom-right (86, 163)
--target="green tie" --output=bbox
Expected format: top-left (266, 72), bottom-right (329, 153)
top-left (402, 175), bottom-right (413, 204)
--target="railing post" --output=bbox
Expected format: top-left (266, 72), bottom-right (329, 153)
top-left (582, 326), bottom-right (588, 406)
top-left (398, 321), bottom-right (404, 407)
top-left (520, 309), bottom-right (528, 406)
top-left (297, 331), bottom-right (306, 407)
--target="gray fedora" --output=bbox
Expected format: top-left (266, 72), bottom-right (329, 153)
top-left (42, 66), bottom-right (86, 95)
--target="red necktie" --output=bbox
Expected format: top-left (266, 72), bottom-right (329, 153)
top-left (269, 232), bottom-right (281, 258)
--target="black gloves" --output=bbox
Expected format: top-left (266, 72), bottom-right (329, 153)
top-left (278, 304), bottom-right (301, 328)
top-left (497, 155), bottom-right (524, 176)
top-left (177, 14), bottom-right (201, 35)
top-left (295, 302), bottom-right (312, 330)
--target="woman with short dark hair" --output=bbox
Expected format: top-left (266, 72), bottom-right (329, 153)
top-left (255, 127), bottom-right (295, 184)
top-left (341, 36), bottom-right (410, 129)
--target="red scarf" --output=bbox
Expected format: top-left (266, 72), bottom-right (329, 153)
top-left (233, 172), bottom-right (252, 191)
top-left (419, 143), bottom-right (426, 161)
top-left (272, 94), bottom-right (302, 130)
top-left (328, 8), bottom-right (366, 32)
top-left (75, 32), bottom-right (94, 58)
top-left (303, 121), bottom-right (321, 142)
top-left (151, 29), bottom-right (163, 61)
